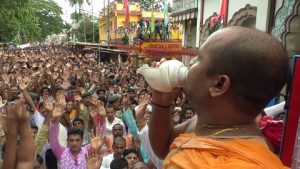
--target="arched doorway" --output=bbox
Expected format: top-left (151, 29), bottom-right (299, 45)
top-left (281, 1), bottom-right (300, 55)
top-left (200, 16), bottom-right (213, 45)
top-left (227, 4), bottom-right (257, 28)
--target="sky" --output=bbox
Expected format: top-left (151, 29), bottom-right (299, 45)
top-left (54, 0), bottom-right (173, 23)
top-left (54, 0), bottom-right (105, 23)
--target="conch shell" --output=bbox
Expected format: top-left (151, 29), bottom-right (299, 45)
top-left (137, 60), bottom-right (188, 92)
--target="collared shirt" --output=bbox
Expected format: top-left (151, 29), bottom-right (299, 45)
top-left (100, 153), bottom-right (114, 169)
top-left (49, 122), bottom-right (89, 169)
top-left (105, 117), bottom-right (125, 137)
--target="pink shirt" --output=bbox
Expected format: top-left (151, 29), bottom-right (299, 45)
top-left (50, 122), bottom-right (89, 169)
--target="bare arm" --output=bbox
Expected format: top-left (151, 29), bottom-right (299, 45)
top-left (1, 104), bottom-right (18, 169)
top-left (149, 90), bottom-right (175, 159)
top-left (149, 89), bottom-right (196, 159)
top-left (16, 103), bottom-right (35, 169)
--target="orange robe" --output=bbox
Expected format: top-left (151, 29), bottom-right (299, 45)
top-left (164, 132), bottom-right (289, 169)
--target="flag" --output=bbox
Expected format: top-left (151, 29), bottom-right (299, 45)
top-left (150, 4), bottom-right (155, 33)
top-left (164, 0), bottom-right (169, 29)
top-left (123, 0), bottom-right (130, 29)
top-left (219, 0), bottom-right (228, 26)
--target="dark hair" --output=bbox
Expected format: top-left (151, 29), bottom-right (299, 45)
top-left (123, 148), bottom-right (139, 157)
top-left (112, 123), bottom-right (123, 130)
top-left (31, 125), bottom-right (38, 130)
top-left (113, 136), bottom-right (126, 145)
top-left (110, 158), bottom-right (128, 169)
top-left (185, 107), bottom-right (195, 113)
top-left (67, 127), bottom-right (83, 139)
top-left (36, 154), bottom-right (44, 165)
top-left (205, 27), bottom-right (288, 114)
top-left (72, 118), bottom-right (84, 126)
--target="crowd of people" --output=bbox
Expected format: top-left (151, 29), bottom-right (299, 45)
top-left (119, 19), bottom-right (181, 44)
top-left (0, 26), bottom-right (290, 169)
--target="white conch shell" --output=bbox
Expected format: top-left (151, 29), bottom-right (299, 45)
top-left (137, 60), bottom-right (188, 92)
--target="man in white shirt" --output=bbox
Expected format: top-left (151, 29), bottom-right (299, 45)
top-left (105, 105), bottom-right (125, 137)
top-left (100, 136), bottom-right (126, 169)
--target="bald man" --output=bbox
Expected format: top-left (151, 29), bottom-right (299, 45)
top-left (149, 27), bottom-right (289, 168)
top-left (101, 136), bottom-right (126, 169)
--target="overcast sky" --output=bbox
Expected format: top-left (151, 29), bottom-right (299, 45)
top-left (54, 0), bottom-right (105, 23)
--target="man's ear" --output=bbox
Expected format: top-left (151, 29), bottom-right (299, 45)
top-left (209, 75), bottom-right (230, 98)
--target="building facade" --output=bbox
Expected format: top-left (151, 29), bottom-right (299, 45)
top-left (172, 0), bottom-right (300, 59)
top-left (98, 3), bottom-right (182, 43)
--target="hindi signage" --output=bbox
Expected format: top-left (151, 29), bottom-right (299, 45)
top-left (173, 0), bottom-right (198, 13)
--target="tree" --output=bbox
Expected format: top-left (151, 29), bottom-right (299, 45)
top-left (76, 15), bottom-right (99, 43)
top-left (124, 0), bottom-right (164, 11)
top-left (33, 0), bottom-right (65, 41)
top-left (0, 0), bottom-right (40, 43)
top-left (71, 11), bottom-right (83, 22)
top-left (0, 0), bottom-right (65, 44)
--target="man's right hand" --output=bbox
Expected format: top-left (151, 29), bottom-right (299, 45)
top-left (151, 89), bottom-right (180, 107)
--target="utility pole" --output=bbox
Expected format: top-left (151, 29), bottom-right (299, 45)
top-left (92, 0), bottom-right (95, 43)
top-left (107, 0), bottom-right (110, 49)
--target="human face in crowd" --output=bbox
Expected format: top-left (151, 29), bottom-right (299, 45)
top-left (82, 96), bottom-right (90, 105)
top-left (132, 161), bottom-right (149, 169)
top-left (39, 102), bottom-right (47, 117)
top-left (185, 109), bottom-right (194, 119)
top-left (113, 140), bottom-right (126, 158)
top-left (172, 111), bottom-right (181, 124)
top-left (175, 97), bottom-right (182, 106)
top-left (42, 88), bottom-right (50, 98)
top-left (67, 134), bottom-right (83, 153)
top-left (54, 78), bottom-right (63, 88)
top-left (114, 85), bottom-right (120, 94)
top-left (112, 124), bottom-right (123, 137)
top-left (73, 120), bottom-right (84, 131)
top-left (66, 101), bottom-right (74, 112)
top-left (10, 86), bottom-right (19, 99)
top-left (106, 107), bottom-right (115, 121)
top-left (124, 152), bottom-right (138, 168)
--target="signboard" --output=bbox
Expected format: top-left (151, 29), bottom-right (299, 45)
top-left (173, 0), bottom-right (198, 13)
top-left (141, 41), bottom-right (182, 50)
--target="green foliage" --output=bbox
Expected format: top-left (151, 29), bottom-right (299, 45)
top-left (168, 2), bottom-right (173, 13)
top-left (131, 0), bottom-right (164, 11)
top-left (71, 11), bottom-right (83, 22)
top-left (0, 0), bottom-right (65, 44)
top-left (33, 0), bottom-right (65, 41)
top-left (76, 16), bottom-right (99, 43)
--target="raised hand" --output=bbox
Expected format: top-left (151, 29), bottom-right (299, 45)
top-left (86, 147), bottom-right (103, 169)
top-left (90, 127), bottom-right (104, 150)
top-left (74, 93), bottom-right (82, 102)
top-left (56, 91), bottom-right (66, 109)
top-left (76, 69), bottom-right (83, 79)
top-left (14, 99), bottom-right (29, 123)
top-left (51, 106), bottom-right (64, 122)
top-left (135, 95), bottom-right (151, 127)
top-left (1, 74), bottom-right (9, 85)
top-left (89, 96), bottom-right (104, 118)
top-left (121, 93), bottom-right (130, 108)
top-left (62, 69), bottom-right (70, 81)
top-left (52, 72), bottom-right (59, 80)
top-left (17, 77), bottom-right (31, 91)
top-left (44, 98), bottom-right (54, 113)
top-left (0, 96), bottom-right (7, 109)
top-left (61, 80), bottom-right (70, 90)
